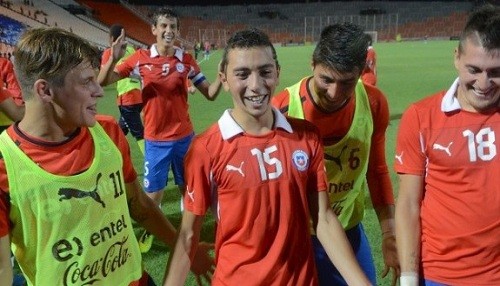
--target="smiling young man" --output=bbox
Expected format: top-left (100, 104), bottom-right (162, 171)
top-left (98, 7), bottom-right (222, 253)
top-left (164, 28), bottom-right (372, 286)
top-left (272, 23), bottom-right (399, 286)
top-left (0, 27), bottom-right (187, 286)
top-left (395, 5), bottom-right (500, 286)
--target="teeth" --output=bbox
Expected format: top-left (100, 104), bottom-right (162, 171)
top-left (473, 90), bottom-right (490, 97)
top-left (246, 95), bottom-right (266, 103)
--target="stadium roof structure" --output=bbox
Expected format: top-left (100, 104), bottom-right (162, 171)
top-left (127, 0), bottom-right (474, 5)
top-left (128, 0), bottom-right (345, 6)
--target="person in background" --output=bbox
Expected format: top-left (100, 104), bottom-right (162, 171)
top-left (361, 33), bottom-right (377, 86)
top-left (395, 5), bottom-right (500, 286)
top-left (272, 22), bottom-right (399, 286)
top-left (203, 40), bottom-right (210, 60)
top-left (101, 24), bottom-right (145, 154)
top-left (98, 7), bottom-right (222, 253)
top-left (194, 41), bottom-right (201, 61)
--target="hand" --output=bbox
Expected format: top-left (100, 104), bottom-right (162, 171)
top-left (111, 29), bottom-right (127, 62)
top-left (188, 86), bottom-right (196, 95)
top-left (190, 241), bottom-right (215, 286)
top-left (381, 234), bottom-right (400, 286)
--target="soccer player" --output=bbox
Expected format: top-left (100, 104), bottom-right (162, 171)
top-left (0, 27), bottom-right (213, 285)
top-left (203, 40), bottom-right (210, 60)
top-left (395, 5), bottom-right (500, 286)
top-left (361, 33), bottom-right (377, 86)
top-left (101, 24), bottom-right (145, 154)
top-left (164, 28), bottom-right (372, 286)
top-left (98, 7), bottom-right (222, 253)
top-left (272, 23), bottom-right (399, 286)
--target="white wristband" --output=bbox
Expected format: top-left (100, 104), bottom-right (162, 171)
top-left (400, 272), bottom-right (419, 286)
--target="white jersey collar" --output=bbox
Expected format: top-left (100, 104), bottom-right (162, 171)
top-left (218, 107), bottom-right (293, 140)
top-left (149, 44), bottom-right (183, 60)
top-left (441, 78), bottom-right (462, 112)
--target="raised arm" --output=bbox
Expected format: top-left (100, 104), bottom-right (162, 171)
top-left (395, 174), bottom-right (424, 286)
top-left (195, 62), bottom-right (222, 101)
top-left (98, 29), bottom-right (127, 86)
top-left (311, 191), bottom-right (372, 286)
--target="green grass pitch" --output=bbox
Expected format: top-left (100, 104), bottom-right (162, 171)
top-left (97, 39), bottom-right (459, 285)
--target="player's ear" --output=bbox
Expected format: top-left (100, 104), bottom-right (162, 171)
top-left (454, 47), bottom-right (460, 70)
top-left (34, 79), bottom-right (53, 103)
top-left (151, 24), bottom-right (156, 36)
top-left (219, 71), bottom-right (229, 91)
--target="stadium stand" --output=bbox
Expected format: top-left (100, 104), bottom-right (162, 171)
top-left (0, 0), bottom-right (109, 48)
top-left (0, 14), bottom-right (25, 46)
top-left (131, 1), bottom-right (473, 44)
top-left (0, 0), bottom-right (149, 55)
top-left (76, 0), bottom-right (154, 46)
top-left (0, 1), bottom-right (475, 56)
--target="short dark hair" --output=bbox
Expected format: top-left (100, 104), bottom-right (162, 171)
top-left (220, 28), bottom-right (279, 73)
top-left (459, 4), bottom-right (500, 53)
top-left (109, 24), bottom-right (124, 42)
top-left (151, 7), bottom-right (179, 28)
top-left (312, 23), bottom-right (368, 74)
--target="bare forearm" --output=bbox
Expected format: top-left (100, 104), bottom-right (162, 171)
top-left (375, 204), bottom-right (395, 237)
top-left (127, 182), bottom-right (177, 247)
top-left (317, 211), bottom-right (372, 286)
top-left (206, 78), bottom-right (222, 100)
top-left (164, 233), bottom-right (198, 286)
top-left (0, 99), bottom-right (24, 122)
top-left (0, 236), bottom-right (13, 285)
top-left (164, 213), bottom-right (202, 286)
top-left (97, 57), bottom-right (119, 86)
top-left (395, 196), bottom-right (421, 273)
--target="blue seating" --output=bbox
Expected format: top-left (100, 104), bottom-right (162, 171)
top-left (0, 14), bottom-right (26, 46)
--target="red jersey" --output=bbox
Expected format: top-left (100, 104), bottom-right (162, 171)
top-left (184, 109), bottom-right (327, 285)
top-left (101, 47), bottom-right (142, 106)
top-left (361, 46), bottom-right (377, 86)
top-left (0, 115), bottom-right (137, 237)
top-left (0, 58), bottom-right (22, 105)
top-left (272, 77), bottom-right (394, 209)
top-left (115, 45), bottom-right (203, 141)
top-left (394, 79), bottom-right (500, 285)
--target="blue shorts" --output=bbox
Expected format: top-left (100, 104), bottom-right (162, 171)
top-left (143, 133), bottom-right (194, 193)
top-left (312, 223), bottom-right (377, 286)
top-left (118, 104), bottom-right (144, 140)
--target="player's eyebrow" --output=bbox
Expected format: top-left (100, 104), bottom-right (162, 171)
top-left (465, 64), bottom-right (500, 72)
top-left (232, 63), bottom-right (275, 72)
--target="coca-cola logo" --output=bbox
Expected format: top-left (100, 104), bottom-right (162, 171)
top-left (62, 235), bottom-right (131, 286)
top-left (50, 214), bottom-right (135, 285)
